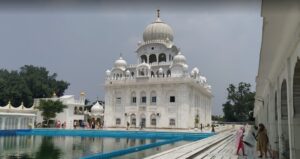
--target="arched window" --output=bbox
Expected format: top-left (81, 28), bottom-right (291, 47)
top-left (131, 91), bottom-right (136, 105)
top-left (116, 118), bottom-right (121, 125)
top-left (79, 107), bottom-right (83, 114)
top-left (140, 91), bottom-right (146, 104)
top-left (130, 114), bottom-right (136, 126)
top-left (141, 55), bottom-right (147, 63)
top-left (275, 91), bottom-right (278, 120)
top-left (169, 119), bottom-right (175, 126)
top-left (74, 107), bottom-right (78, 114)
top-left (293, 59), bottom-right (300, 117)
top-left (150, 114), bottom-right (156, 126)
top-left (281, 80), bottom-right (288, 119)
top-left (150, 91), bottom-right (157, 105)
top-left (131, 72), bottom-right (134, 77)
top-left (149, 54), bottom-right (157, 63)
top-left (158, 53), bottom-right (166, 62)
top-left (139, 69), bottom-right (145, 76)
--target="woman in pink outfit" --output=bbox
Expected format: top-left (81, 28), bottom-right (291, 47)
top-left (236, 127), bottom-right (246, 156)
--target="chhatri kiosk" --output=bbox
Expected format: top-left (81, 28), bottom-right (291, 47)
top-left (104, 10), bottom-right (213, 129)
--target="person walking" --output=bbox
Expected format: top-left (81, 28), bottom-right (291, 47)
top-left (126, 121), bottom-right (130, 130)
top-left (236, 127), bottom-right (247, 156)
top-left (256, 123), bottom-right (269, 158)
top-left (200, 123), bottom-right (203, 132)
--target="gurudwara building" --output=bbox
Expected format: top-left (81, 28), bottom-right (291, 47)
top-left (104, 10), bottom-right (213, 129)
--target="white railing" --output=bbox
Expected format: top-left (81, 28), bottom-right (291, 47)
top-left (127, 61), bottom-right (173, 68)
top-left (105, 76), bottom-right (212, 92)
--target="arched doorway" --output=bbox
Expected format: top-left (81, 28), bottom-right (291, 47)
top-left (274, 91), bottom-right (279, 153)
top-left (158, 53), bottom-right (166, 62)
top-left (140, 114), bottom-right (146, 128)
top-left (141, 55), bottom-right (147, 63)
top-left (150, 114), bottom-right (157, 127)
top-left (293, 59), bottom-right (300, 158)
top-left (130, 114), bottom-right (136, 127)
top-left (149, 54), bottom-right (157, 63)
top-left (281, 79), bottom-right (290, 158)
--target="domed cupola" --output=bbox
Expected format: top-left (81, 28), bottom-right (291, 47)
top-left (173, 52), bottom-right (186, 65)
top-left (91, 101), bottom-right (104, 117)
top-left (114, 56), bottom-right (127, 70)
top-left (143, 10), bottom-right (174, 42)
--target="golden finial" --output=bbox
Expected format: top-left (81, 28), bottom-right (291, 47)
top-left (157, 9), bottom-right (160, 18)
top-left (52, 92), bottom-right (57, 98)
top-left (8, 100), bottom-right (11, 109)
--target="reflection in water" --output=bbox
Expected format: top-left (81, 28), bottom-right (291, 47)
top-left (0, 136), bottom-right (188, 159)
top-left (35, 137), bottom-right (62, 159)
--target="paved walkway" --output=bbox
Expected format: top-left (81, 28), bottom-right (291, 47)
top-left (146, 126), bottom-right (274, 159)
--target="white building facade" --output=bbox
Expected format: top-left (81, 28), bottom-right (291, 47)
top-left (104, 11), bottom-right (213, 129)
top-left (0, 101), bottom-right (37, 130)
top-left (254, 1), bottom-right (300, 159)
top-left (35, 92), bottom-right (86, 129)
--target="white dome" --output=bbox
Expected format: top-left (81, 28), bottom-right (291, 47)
top-left (143, 17), bottom-right (174, 42)
top-left (158, 67), bottom-right (163, 74)
top-left (173, 52), bottom-right (186, 65)
top-left (191, 67), bottom-right (200, 75)
top-left (183, 64), bottom-right (189, 71)
top-left (200, 76), bottom-right (207, 83)
top-left (126, 70), bottom-right (130, 76)
top-left (91, 101), bottom-right (104, 116)
top-left (106, 69), bottom-right (111, 76)
top-left (114, 56), bottom-right (127, 69)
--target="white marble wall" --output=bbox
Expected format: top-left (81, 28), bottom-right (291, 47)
top-left (104, 82), bottom-right (212, 129)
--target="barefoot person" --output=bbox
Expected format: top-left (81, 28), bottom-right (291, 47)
top-left (236, 127), bottom-right (246, 156)
top-left (257, 123), bottom-right (269, 158)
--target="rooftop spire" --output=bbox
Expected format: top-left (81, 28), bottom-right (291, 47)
top-left (157, 9), bottom-right (160, 18)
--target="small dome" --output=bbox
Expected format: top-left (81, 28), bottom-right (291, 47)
top-left (114, 56), bottom-right (127, 69)
top-left (106, 69), bottom-right (111, 76)
top-left (173, 52), bottom-right (186, 65)
top-left (183, 64), bottom-right (189, 71)
top-left (158, 67), bottom-right (163, 74)
top-left (91, 101), bottom-right (104, 116)
top-left (191, 67), bottom-right (200, 75)
top-left (143, 11), bottom-right (174, 42)
top-left (200, 76), bottom-right (207, 83)
top-left (126, 70), bottom-right (130, 76)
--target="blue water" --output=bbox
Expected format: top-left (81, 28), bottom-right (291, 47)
top-left (0, 129), bottom-right (213, 159)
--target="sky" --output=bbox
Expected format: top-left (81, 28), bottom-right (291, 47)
top-left (0, 1), bottom-right (262, 115)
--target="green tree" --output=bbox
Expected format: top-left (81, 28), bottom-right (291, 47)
top-left (0, 69), bottom-right (32, 107)
top-left (0, 65), bottom-right (69, 107)
top-left (36, 100), bottom-right (67, 126)
top-left (222, 82), bottom-right (255, 122)
top-left (20, 65), bottom-right (69, 98)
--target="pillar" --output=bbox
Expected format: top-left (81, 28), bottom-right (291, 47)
top-left (0, 117), bottom-right (5, 130)
top-left (287, 57), bottom-right (295, 159)
top-left (17, 117), bottom-right (22, 129)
